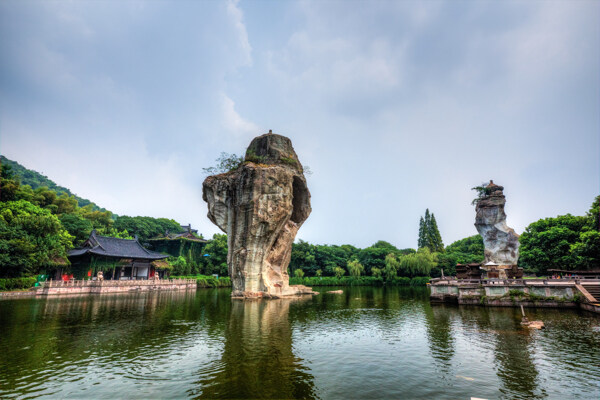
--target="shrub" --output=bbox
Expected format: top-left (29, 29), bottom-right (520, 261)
top-left (0, 277), bottom-right (37, 291)
top-left (170, 275), bottom-right (232, 288)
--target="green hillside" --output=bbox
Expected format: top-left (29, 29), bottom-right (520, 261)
top-left (0, 155), bottom-right (106, 211)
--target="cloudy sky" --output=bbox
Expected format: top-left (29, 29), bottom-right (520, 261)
top-left (1, 0), bottom-right (598, 249)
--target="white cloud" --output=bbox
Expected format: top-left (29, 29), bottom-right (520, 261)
top-left (220, 93), bottom-right (260, 138)
top-left (226, 0), bottom-right (252, 67)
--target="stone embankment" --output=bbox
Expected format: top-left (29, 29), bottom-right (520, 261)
top-left (430, 278), bottom-right (600, 314)
top-left (0, 279), bottom-right (197, 299)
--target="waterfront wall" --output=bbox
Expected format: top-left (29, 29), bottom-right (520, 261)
top-left (430, 279), bottom-right (599, 313)
top-left (34, 279), bottom-right (197, 296)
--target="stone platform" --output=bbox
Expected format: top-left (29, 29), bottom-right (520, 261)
top-left (32, 279), bottom-right (197, 297)
top-left (430, 278), bottom-right (600, 314)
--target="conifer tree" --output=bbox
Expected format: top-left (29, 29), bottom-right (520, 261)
top-left (418, 217), bottom-right (425, 249)
top-left (429, 213), bottom-right (444, 252)
top-left (418, 209), bottom-right (444, 252)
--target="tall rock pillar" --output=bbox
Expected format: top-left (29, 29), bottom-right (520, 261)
top-left (474, 180), bottom-right (520, 278)
top-left (202, 132), bottom-right (315, 298)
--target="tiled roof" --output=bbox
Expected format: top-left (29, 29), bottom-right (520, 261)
top-left (68, 230), bottom-right (168, 260)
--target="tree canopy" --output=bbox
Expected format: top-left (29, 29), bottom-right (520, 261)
top-left (519, 196), bottom-right (600, 274)
top-left (0, 200), bottom-right (73, 278)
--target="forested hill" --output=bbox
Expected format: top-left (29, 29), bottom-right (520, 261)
top-left (0, 155), bottom-right (106, 211)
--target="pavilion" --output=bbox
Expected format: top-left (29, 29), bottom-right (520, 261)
top-left (67, 230), bottom-right (169, 280)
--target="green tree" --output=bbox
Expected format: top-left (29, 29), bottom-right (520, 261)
top-left (384, 253), bottom-right (399, 281)
top-left (290, 239), bottom-right (317, 275)
top-left (332, 266), bottom-right (345, 278)
top-left (429, 213), bottom-right (444, 252)
top-left (113, 216), bottom-right (182, 242)
top-left (418, 217), bottom-right (425, 249)
top-left (398, 247), bottom-right (437, 277)
top-left (418, 209), bottom-right (444, 252)
top-left (202, 152), bottom-right (244, 175)
top-left (294, 268), bottom-right (305, 278)
top-left (201, 233), bottom-right (228, 275)
top-left (347, 259), bottom-right (364, 277)
top-left (371, 267), bottom-right (383, 278)
top-left (59, 213), bottom-right (93, 246)
top-left (0, 200), bottom-right (73, 278)
top-left (519, 214), bottom-right (587, 275)
top-left (436, 235), bottom-right (484, 276)
top-left (571, 230), bottom-right (600, 269)
top-left (586, 195), bottom-right (599, 231)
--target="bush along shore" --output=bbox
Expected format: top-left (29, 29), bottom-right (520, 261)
top-left (0, 277), bottom-right (37, 291)
top-left (170, 275), bottom-right (232, 288)
top-left (170, 275), bottom-right (429, 289)
top-left (289, 276), bottom-right (430, 287)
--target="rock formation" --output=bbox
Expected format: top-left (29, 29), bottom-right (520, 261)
top-left (474, 180), bottom-right (520, 266)
top-left (202, 132), bottom-right (315, 298)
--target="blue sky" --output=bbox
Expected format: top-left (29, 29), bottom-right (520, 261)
top-left (1, 0), bottom-right (598, 249)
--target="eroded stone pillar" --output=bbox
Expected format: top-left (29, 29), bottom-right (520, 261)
top-left (203, 132), bottom-right (315, 298)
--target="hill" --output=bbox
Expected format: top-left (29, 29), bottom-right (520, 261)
top-left (0, 155), bottom-right (107, 211)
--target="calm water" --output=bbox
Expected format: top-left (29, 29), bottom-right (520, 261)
top-left (1, 287), bottom-right (599, 399)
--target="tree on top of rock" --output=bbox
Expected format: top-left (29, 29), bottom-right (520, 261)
top-left (418, 209), bottom-right (444, 253)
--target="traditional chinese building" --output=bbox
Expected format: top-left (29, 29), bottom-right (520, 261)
top-left (67, 230), bottom-right (169, 280)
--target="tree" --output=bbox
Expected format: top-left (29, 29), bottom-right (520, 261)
top-left (519, 214), bottom-right (587, 275)
top-left (347, 259), bottom-right (364, 277)
top-left (418, 209), bottom-right (444, 252)
top-left (571, 231), bottom-right (600, 270)
top-left (587, 195), bottom-right (599, 231)
top-left (398, 247), bottom-right (437, 277)
top-left (202, 152), bottom-right (244, 175)
top-left (428, 213), bottom-right (444, 252)
top-left (113, 216), bottom-right (182, 241)
top-left (418, 217), bottom-right (425, 249)
top-left (0, 200), bottom-right (73, 277)
top-left (436, 235), bottom-right (484, 276)
top-left (59, 213), bottom-right (93, 246)
top-left (384, 253), bottom-right (399, 281)
top-left (294, 269), bottom-right (305, 278)
top-left (201, 233), bottom-right (228, 275)
top-left (332, 266), bottom-right (345, 278)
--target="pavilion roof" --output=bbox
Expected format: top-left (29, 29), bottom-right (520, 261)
top-left (68, 230), bottom-right (168, 260)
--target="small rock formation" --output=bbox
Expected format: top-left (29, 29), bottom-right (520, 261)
top-left (474, 180), bottom-right (520, 267)
top-left (203, 132), bottom-right (315, 298)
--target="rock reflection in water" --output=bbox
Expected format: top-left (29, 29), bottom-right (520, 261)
top-left (194, 298), bottom-right (317, 399)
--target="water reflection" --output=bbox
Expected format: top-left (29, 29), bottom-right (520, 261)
top-left (0, 288), bottom-right (598, 399)
top-left (194, 298), bottom-right (316, 399)
top-left (424, 304), bottom-right (456, 373)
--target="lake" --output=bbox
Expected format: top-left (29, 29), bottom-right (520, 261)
top-left (0, 287), bottom-right (599, 399)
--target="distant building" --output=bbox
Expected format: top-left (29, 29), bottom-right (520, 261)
top-left (147, 225), bottom-right (208, 267)
top-left (67, 230), bottom-right (169, 280)
top-left (180, 224), bottom-right (198, 235)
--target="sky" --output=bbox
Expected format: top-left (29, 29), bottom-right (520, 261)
top-left (1, 0), bottom-right (598, 249)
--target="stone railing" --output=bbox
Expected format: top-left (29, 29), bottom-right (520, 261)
top-left (431, 277), bottom-right (600, 286)
top-left (40, 278), bottom-right (196, 288)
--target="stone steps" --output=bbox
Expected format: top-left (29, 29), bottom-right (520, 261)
top-left (576, 284), bottom-right (598, 303)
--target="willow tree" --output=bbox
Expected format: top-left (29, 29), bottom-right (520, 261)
top-left (347, 259), bottom-right (364, 277)
top-left (384, 253), bottom-right (400, 281)
top-left (399, 247), bottom-right (438, 277)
